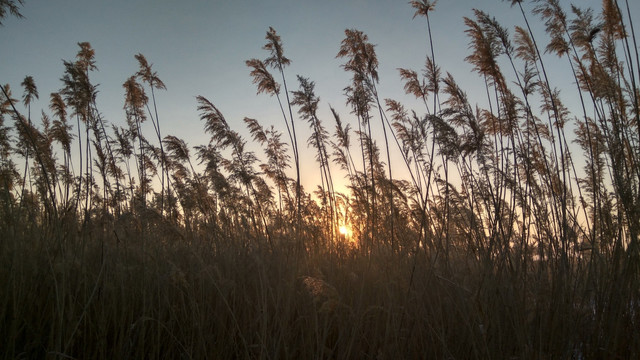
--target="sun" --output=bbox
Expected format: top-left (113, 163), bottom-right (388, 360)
top-left (339, 225), bottom-right (353, 239)
top-left (338, 225), bottom-right (356, 245)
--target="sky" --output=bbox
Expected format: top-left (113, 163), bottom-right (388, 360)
top-left (0, 0), bottom-right (628, 193)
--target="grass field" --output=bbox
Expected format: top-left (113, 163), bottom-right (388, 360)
top-left (2, 0), bottom-right (640, 358)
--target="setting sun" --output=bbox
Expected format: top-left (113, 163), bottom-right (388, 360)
top-left (339, 225), bottom-right (355, 244)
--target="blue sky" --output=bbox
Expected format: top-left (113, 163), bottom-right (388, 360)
top-left (0, 0), bottom-right (623, 191)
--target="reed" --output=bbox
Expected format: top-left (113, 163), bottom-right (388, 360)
top-left (1, 0), bottom-right (639, 358)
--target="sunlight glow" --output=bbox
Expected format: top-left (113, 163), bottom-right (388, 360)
top-left (338, 225), bottom-right (355, 244)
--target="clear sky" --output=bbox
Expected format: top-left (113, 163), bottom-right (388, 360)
top-left (0, 0), bottom-right (624, 192)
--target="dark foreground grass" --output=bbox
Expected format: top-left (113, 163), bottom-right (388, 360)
top-left (2, 217), bottom-right (638, 359)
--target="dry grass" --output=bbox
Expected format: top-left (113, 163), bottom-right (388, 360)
top-left (2, 0), bottom-right (640, 358)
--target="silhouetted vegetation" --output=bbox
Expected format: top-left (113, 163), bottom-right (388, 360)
top-left (1, 0), bottom-right (639, 358)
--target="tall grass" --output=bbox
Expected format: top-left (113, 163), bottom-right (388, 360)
top-left (1, 0), bottom-right (639, 358)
